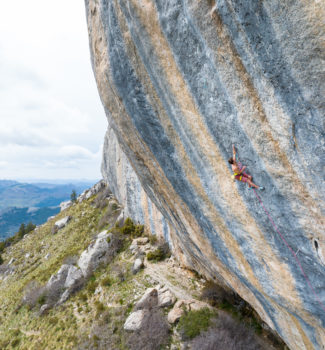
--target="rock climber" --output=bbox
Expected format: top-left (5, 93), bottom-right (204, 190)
top-left (228, 145), bottom-right (264, 190)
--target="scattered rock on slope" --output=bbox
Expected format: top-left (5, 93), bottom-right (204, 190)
top-left (51, 216), bottom-right (71, 234)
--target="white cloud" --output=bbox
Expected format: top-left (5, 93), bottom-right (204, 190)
top-left (0, 0), bottom-right (107, 181)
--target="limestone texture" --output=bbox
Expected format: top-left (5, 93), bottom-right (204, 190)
top-left (85, 0), bottom-right (325, 348)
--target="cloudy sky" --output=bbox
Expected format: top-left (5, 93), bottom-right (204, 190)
top-left (0, 0), bottom-right (107, 181)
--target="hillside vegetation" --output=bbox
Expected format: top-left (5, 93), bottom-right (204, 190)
top-left (0, 184), bottom-right (286, 350)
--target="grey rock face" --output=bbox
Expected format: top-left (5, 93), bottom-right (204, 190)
top-left (85, 1), bottom-right (325, 348)
top-left (77, 180), bottom-right (106, 203)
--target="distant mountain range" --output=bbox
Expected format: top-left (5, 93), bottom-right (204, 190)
top-left (0, 180), bottom-right (94, 240)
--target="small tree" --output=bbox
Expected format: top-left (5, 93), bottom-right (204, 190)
top-left (17, 223), bottom-right (26, 239)
top-left (26, 222), bottom-right (36, 234)
top-left (70, 190), bottom-right (77, 202)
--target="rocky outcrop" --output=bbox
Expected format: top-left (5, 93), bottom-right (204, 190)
top-left (85, 1), bottom-right (325, 348)
top-left (52, 216), bottom-right (71, 234)
top-left (77, 180), bottom-right (106, 203)
top-left (60, 200), bottom-right (72, 212)
top-left (78, 230), bottom-right (122, 276)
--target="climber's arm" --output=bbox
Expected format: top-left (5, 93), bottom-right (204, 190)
top-left (238, 166), bottom-right (246, 174)
top-left (232, 144), bottom-right (236, 161)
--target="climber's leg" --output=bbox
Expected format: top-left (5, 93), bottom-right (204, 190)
top-left (242, 172), bottom-right (252, 180)
top-left (246, 179), bottom-right (259, 189)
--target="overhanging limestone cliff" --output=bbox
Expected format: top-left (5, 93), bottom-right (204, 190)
top-left (85, 1), bottom-right (325, 348)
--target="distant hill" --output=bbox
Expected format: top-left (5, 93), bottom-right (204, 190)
top-left (0, 207), bottom-right (60, 241)
top-left (0, 180), bottom-right (94, 240)
top-left (0, 180), bottom-right (94, 210)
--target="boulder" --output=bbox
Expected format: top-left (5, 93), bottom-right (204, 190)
top-left (77, 231), bottom-right (110, 277)
top-left (94, 286), bottom-right (103, 295)
top-left (60, 200), bottom-right (72, 212)
top-left (64, 265), bottom-right (83, 289)
top-left (130, 237), bottom-right (150, 255)
top-left (97, 230), bottom-right (108, 239)
top-left (123, 309), bottom-right (150, 331)
top-left (129, 243), bottom-right (138, 255)
top-left (45, 264), bottom-right (84, 306)
top-left (158, 287), bottom-right (176, 308)
top-left (46, 264), bottom-right (71, 290)
top-left (47, 215), bottom-right (55, 222)
top-left (58, 289), bottom-right (71, 305)
top-left (39, 304), bottom-right (50, 316)
top-left (132, 258), bottom-right (144, 275)
top-left (134, 288), bottom-right (158, 310)
top-left (167, 300), bottom-right (210, 324)
top-left (135, 237), bottom-right (149, 245)
top-left (53, 216), bottom-right (71, 231)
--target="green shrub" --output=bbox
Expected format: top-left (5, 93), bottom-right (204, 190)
top-left (111, 203), bottom-right (118, 211)
top-left (0, 241), bottom-right (5, 253)
top-left (87, 280), bottom-right (98, 294)
top-left (11, 338), bottom-right (20, 348)
top-left (146, 243), bottom-right (170, 262)
top-left (148, 234), bottom-right (157, 245)
top-left (178, 308), bottom-right (214, 340)
top-left (11, 329), bottom-right (21, 337)
top-left (101, 276), bottom-right (113, 287)
top-left (26, 221), bottom-right (36, 233)
top-left (0, 254), bottom-right (3, 265)
top-left (37, 294), bottom-right (47, 305)
top-left (70, 190), bottom-right (77, 202)
top-left (79, 293), bottom-right (88, 302)
top-left (17, 223), bottom-right (26, 239)
top-left (120, 218), bottom-right (135, 235)
top-left (95, 301), bottom-right (106, 314)
top-left (134, 224), bottom-right (144, 237)
top-left (147, 249), bottom-right (164, 262)
top-left (49, 317), bottom-right (59, 325)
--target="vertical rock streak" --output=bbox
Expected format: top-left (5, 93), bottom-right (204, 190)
top-left (85, 0), bottom-right (325, 348)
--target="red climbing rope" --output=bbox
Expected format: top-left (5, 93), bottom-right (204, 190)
top-left (252, 188), bottom-right (325, 313)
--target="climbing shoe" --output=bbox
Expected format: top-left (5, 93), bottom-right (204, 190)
top-left (259, 186), bottom-right (265, 190)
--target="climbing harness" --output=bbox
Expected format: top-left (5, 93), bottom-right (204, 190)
top-left (253, 188), bottom-right (325, 313)
top-left (231, 172), bottom-right (242, 181)
top-left (231, 154), bottom-right (243, 181)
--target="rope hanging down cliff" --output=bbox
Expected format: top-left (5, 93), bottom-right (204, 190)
top-left (252, 188), bottom-right (325, 313)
